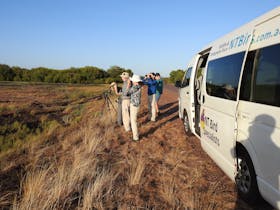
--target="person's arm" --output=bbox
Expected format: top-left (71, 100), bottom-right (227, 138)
top-left (113, 84), bottom-right (118, 95)
top-left (142, 78), bottom-right (149, 85)
top-left (143, 78), bottom-right (155, 85)
top-left (151, 79), bottom-right (157, 85)
top-left (111, 83), bottom-right (122, 96)
top-left (127, 85), bottom-right (141, 95)
top-left (127, 79), bottom-right (131, 89)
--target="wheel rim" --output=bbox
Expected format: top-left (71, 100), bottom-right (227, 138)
top-left (183, 114), bottom-right (190, 133)
top-left (237, 158), bottom-right (252, 194)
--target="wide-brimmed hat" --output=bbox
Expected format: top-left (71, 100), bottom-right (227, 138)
top-left (120, 72), bottom-right (130, 78)
top-left (130, 74), bottom-right (142, 82)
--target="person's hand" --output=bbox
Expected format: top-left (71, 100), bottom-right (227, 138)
top-left (148, 74), bottom-right (154, 79)
top-left (110, 82), bottom-right (116, 87)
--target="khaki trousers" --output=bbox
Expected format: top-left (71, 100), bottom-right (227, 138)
top-left (130, 104), bottom-right (140, 140)
top-left (117, 98), bottom-right (122, 126)
top-left (122, 99), bottom-right (131, 131)
top-left (148, 94), bottom-right (156, 121)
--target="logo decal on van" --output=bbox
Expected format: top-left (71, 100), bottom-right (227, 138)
top-left (201, 109), bottom-right (220, 146)
top-left (210, 33), bottom-right (251, 58)
top-left (251, 27), bottom-right (280, 45)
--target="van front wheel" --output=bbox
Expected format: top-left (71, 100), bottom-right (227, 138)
top-left (235, 152), bottom-right (260, 203)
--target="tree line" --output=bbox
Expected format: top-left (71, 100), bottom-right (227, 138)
top-left (0, 64), bottom-right (133, 84)
top-left (0, 63), bottom-right (185, 84)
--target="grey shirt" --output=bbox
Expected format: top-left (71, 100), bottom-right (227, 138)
top-left (122, 80), bottom-right (131, 100)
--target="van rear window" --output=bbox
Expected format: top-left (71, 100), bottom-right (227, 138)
top-left (206, 52), bottom-right (245, 100)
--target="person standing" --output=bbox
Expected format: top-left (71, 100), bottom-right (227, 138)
top-left (155, 73), bottom-right (163, 115)
top-left (110, 82), bottom-right (123, 126)
top-left (120, 72), bottom-right (131, 131)
top-left (142, 73), bottom-right (157, 122)
top-left (127, 74), bottom-right (142, 141)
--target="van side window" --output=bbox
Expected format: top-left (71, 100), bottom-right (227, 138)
top-left (206, 52), bottom-right (245, 100)
top-left (181, 67), bottom-right (192, 87)
top-left (254, 44), bottom-right (280, 106)
top-left (240, 44), bottom-right (280, 107)
top-left (240, 51), bottom-right (256, 101)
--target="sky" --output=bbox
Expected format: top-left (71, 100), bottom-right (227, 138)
top-left (0, 1), bottom-right (279, 77)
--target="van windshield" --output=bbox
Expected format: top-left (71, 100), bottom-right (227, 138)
top-left (182, 67), bottom-right (192, 87)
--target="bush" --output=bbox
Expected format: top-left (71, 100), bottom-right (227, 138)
top-left (169, 69), bottom-right (185, 83)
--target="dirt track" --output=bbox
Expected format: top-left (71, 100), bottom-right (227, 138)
top-left (117, 84), bottom-right (274, 210)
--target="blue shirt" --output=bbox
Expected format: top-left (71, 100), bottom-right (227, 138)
top-left (143, 78), bottom-right (157, 95)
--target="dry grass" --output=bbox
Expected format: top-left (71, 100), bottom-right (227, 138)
top-left (0, 193), bottom-right (12, 207)
top-left (159, 173), bottom-right (177, 208)
top-left (0, 84), bottom-right (247, 210)
top-left (10, 116), bottom-right (231, 210)
top-left (127, 152), bottom-right (146, 186)
top-left (10, 109), bottom-right (123, 210)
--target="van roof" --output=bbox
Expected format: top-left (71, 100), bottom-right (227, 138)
top-left (198, 6), bottom-right (280, 54)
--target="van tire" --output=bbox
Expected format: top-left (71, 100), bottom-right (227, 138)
top-left (235, 151), bottom-right (260, 203)
top-left (183, 111), bottom-right (192, 136)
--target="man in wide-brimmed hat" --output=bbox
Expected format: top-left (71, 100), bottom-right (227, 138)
top-left (120, 72), bottom-right (131, 132)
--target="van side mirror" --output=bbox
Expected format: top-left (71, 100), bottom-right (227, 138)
top-left (175, 80), bottom-right (182, 88)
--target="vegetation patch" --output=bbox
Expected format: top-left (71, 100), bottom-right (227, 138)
top-left (0, 83), bottom-right (107, 153)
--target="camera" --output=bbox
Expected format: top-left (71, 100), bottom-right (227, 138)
top-left (102, 89), bottom-right (112, 97)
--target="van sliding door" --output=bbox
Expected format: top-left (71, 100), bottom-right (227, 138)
top-left (194, 53), bottom-right (209, 136)
top-left (201, 51), bottom-right (246, 180)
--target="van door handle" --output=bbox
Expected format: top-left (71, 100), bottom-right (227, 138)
top-left (186, 92), bottom-right (189, 94)
top-left (202, 95), bottom-right (205, 104)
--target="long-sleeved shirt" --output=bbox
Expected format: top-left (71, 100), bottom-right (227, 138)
top-left (127, 85), bottom-right (142, 107)
top-left (142, 78), bottom-right (157, 95)
top-left (156, 79), bottom-right (163, 94)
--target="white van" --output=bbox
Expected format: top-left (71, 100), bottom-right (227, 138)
top-left (176, 7), bottom-right (280, 209)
